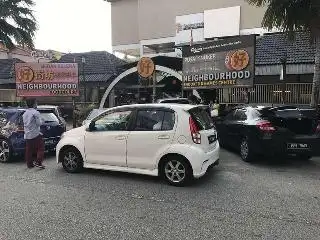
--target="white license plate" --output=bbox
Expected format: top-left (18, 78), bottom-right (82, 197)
top-left (45, 140), bottom-right (55, 145)
top-left (287, 143), bottom-right (310, 150)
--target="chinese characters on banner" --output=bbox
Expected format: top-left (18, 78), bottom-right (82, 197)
top-left (15, 63), bottom-right (79, 97)
top-left (182, 35), bottom-right (255, 89)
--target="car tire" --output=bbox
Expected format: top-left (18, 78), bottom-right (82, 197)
top-left (240, 137), bottom-right (255, 162)
top-left (61, 147), bottom-right (83, 173)
top-left (0, 139), bottom-right (12, 163)
top-left (161, 156), bottom-right (193, 187)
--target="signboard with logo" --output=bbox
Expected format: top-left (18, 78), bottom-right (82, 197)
top-left (137, 57), bottom-right (155, 78)
top-left (15, 63), bottom-right (79, 97)
top-left (182, 35), bottom-right (255, 89)
top-left (175, 13), bottom-right (204, 46)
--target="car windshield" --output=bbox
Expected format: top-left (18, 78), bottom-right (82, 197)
top-left (87, 109), bottom-right (105, 120)
top-left (40, 112), bottom-right (60, 123)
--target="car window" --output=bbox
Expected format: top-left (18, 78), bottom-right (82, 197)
top-left (234, 110), bottom-right (247, 121)
top-left (161, 99), bottom-right (190, 104)
top-left (189, 107), bottom-right (214, 130)
top-left (133, 110), bottom-right (172, 131)
top-left (40, 112), bottom-right (60, 123)
top-left (94, 110), bottom-right (132, 131)
top-left (225, 110), bottom-right (236, 120)
top-left (87, 109), bottom-right (105, 120)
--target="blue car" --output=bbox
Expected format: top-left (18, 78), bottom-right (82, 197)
top-left (0, 108), bottom-right (66, 162)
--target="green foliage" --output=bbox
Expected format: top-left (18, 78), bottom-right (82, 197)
top-left (246, 0), bottom-right (320, 37)
top-left (74, 103), bottom-right (97, 126)
top-left (0, 0), bottom-right (37, 49)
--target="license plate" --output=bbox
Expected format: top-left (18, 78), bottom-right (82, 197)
top-left (287, 143), bottom-right (310, 150)
top-left (45, 139), bottom-right (55, 145)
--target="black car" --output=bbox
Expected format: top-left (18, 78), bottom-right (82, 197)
top-left (215, 105), bottom-right (320, 162)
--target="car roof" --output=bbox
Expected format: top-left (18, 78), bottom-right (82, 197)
top-left (107, 103), bottom-right (198, 111)
top-left (37, 105), bottom-right (57, 109)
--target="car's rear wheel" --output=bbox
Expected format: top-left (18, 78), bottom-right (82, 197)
top-left (0, 139), bottom-right (11, 163)
top-left (61, 147), bottom-right (83, 173)
top-left (162, 156), bottom-right (192, 187)
top-left (240, 137), bottom-right (255, 162)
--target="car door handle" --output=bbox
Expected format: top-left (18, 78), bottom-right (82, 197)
top-left (158, 135), bottom-right (170, 140)
top-left (115, 135), bottom-right (127, 140)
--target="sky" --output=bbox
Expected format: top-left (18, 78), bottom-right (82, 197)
top-left (33, 0), bottom-right (112, 53)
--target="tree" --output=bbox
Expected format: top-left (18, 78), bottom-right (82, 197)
top-left (0, 0), bottom-right (37, 49)
top-left (246, 0), bottom-right (320, 107)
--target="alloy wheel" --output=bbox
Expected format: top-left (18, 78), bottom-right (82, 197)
top-left (240, 140), bottom-right (249, 160)
top-left (164, 160), bottom-right (186, 183)
top-left (0, 140), bottom-right (10, 162)
top-left (63, 151), bottom-right (78, 171)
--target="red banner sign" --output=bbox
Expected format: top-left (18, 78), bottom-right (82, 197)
top-left (15, 63), bottom-right (79, 97)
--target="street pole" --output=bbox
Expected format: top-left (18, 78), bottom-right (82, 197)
top-left (152, 71), bottom-right (156, 103)
top-left (280, 57), bottom-right (287, 104)
top-left (82, 57), bottom-right (86, 104)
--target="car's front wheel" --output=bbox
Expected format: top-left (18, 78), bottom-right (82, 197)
top-left (61, 147), bottom-right (83, 173)
top-left (0, 139), bottom-right (11, 163)
top-left (162, 156), bottom-right (192, 187)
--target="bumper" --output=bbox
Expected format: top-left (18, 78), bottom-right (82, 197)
top-left (255, 135), bottom-right (320, 156)
top-left (193, 142), bottom-right (220, 178)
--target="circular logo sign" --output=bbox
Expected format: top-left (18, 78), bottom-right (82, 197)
top-left (225, 49), bottom-right (250, 71)
top-left (137, 57), bottom-right (155, 78)
top-left (16, 66), bottom-right (34, 83)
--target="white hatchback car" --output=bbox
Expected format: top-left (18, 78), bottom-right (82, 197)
top-left (56, 104), bottom-right (220, 186)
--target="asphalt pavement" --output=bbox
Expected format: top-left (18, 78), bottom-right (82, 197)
top-left (0, 149), bottom-right (320, 240)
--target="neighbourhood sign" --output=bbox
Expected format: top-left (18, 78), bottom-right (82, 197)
top-left (182, 35), bottom-right (255, 89)
top-left (15, 63), bottom-right (79, 97)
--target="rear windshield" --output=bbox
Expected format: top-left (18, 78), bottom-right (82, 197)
top-left (189, 107), bottom-right (214, 130)
top-left (40, 112), bottom-right (60, 123)
top-left (259, 108), bottom-right (318, 119)
top-left (160, 99), bottom-right (190, 104)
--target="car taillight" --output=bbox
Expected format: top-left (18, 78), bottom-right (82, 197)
top-left (257, 121), bottom-right (275, 132)
top-left (189, 116), bottom-right (201, 144)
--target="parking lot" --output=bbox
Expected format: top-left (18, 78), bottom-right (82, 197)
top-left (0, 149), bottom-right (320, 240)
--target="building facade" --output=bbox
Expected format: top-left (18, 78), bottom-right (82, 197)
top-left (109, 0), bottom-right (270, 59)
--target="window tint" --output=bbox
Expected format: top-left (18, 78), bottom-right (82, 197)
top-left (225, 110), bottom-right (236, 120)
top-left (40, 112), bottom-right (60, 123)
top-left (189, 107), bottom-right (214, 130)
top-left (134, 110), bottom-right (175, 131)
top-left (234, 110), bottom-right (247, 121)
top-left (94, 110), bottom-right (132, 131)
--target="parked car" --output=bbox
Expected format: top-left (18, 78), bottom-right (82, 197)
top-left (81, 108), bottom-right (107, 126)
top-left (0, 108), bottom-right (66, 162)
top-left (37, 105), bottom-right (67, 131)
top-left (56, 104), bottom-right (220, 186)
top-left (215, 105), bottom-right (320, 162)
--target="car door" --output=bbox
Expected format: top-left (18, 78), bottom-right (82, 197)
top-left (126, 108), bottom-right (176, 170)
top-left (231, 109), bottom-right (248, 148)
top-left (84, 109), bottom-right (133, 167)
top-left (216, 110), bottom-right (236, 146)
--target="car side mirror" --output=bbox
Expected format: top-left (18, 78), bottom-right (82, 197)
top-left (86, 121), bottom-right (95, 132)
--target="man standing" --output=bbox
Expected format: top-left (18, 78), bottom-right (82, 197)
top-left (23, 98), bottom-right (45, 169)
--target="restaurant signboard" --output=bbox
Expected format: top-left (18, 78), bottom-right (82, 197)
top-left (182, 35), bottom-right (255, 89)
top-left (15, 63), bottom-right (79, 97)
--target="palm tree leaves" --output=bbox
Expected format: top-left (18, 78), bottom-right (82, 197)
top-left (246, 0), bottom-right (319, 34)
top-left (0, 0), bottom-right (37, 49)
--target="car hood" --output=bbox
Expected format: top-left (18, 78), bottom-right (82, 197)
top-left (65, 125), bottom-right (86, 136)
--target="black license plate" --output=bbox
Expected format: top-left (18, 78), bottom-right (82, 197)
top-left (287, 143), bottom-right (310, 150)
